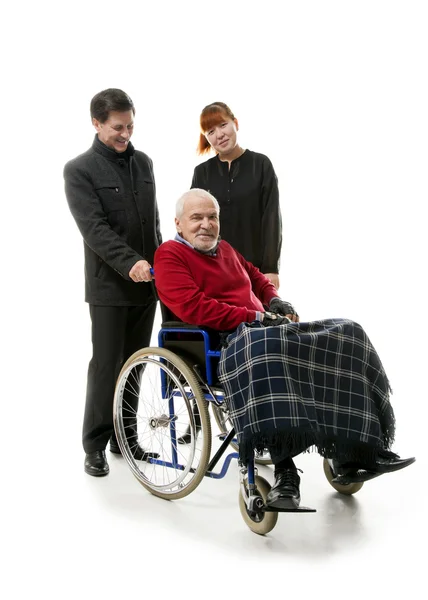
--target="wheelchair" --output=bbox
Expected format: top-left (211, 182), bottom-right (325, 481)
top-left (113, 304), bottom-right (364, 535)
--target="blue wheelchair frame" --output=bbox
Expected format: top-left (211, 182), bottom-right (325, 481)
top-left (156, 322), bottom-right (255, 482)
top-left (143, 272), bottom-right (313, 522)
top-left (155, 321), bottom-right (316, 518)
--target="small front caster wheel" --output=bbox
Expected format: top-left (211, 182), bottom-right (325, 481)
top-left (239, 475), bottom-right (278, 535)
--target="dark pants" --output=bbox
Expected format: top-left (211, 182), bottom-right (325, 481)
top-left (83, 302), bottom-right (157, 453)
top-left (268, 445), bottom-right (307, 471)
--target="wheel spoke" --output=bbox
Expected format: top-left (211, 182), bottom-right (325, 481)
top-left (114, 349), bottom-right (212, 499)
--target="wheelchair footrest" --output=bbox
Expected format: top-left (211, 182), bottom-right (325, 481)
top-left (263, 505), bottom-right (316, 513)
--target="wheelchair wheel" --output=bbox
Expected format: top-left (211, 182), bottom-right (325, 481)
top-left (323, 459), bottom-right (364, 495)
top-left (210, 403), bottom-right (238, 452)
top-left (239, 475), bottom-right (278, 535)
top-left (114, 347), bottom-right (212, 500)
top-left (211, 403), bottom-right (272, 466)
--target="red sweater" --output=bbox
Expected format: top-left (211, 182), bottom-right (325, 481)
top-left (154, 240), bottom-right (278, 330)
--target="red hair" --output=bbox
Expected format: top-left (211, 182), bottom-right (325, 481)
top-left (197, 102), bottom-right (235, 155)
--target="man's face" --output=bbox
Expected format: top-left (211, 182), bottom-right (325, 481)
top-left (205, 118), bottom-right (238, 155)
top-left (93, 110), bottom-right (134, 153)
top-left (175, 196), bottom-right (220, 252)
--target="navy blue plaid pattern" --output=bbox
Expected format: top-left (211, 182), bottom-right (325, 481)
top-left (218, 319), bottom-right (395, 464)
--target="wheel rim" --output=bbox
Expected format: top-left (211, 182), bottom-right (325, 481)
top-left (114, 348), bottom-right (211, 498)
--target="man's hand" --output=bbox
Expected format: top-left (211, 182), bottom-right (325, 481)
top-left (269, 297), bottom-right (299, 322)
top-left (129, 260), bottom-right (153, 283)
top-left (264, 273), bottom-right (280, 290)
top-left (262, 312), bottom-right (291, 327)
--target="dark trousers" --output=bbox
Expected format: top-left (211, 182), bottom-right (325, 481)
top-left (268, 445), bottom-right (307, 471)
top-left (83, 302), bottom-right (157, 453)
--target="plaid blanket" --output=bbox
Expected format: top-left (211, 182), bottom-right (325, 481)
top-left (217, 319), bottom-right (395, 465)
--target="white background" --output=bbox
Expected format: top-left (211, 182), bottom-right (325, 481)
top-left (1, 1), bottom-right (427, 598)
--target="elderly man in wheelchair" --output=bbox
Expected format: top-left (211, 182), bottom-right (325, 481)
top-left (113, 188), bottom-right (414, 534)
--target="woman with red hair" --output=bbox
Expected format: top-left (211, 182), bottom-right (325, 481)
top-left (191, 102), bottom-right (282, 289)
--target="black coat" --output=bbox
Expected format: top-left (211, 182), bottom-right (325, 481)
top-left (191, 150), bottom-right (282, 274)
top-left (64, 136), bottom-right (162, 305)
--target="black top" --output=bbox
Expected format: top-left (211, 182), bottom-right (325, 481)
top-left (191, 149), bottom-right (282, 273)
top-left (64, 136), bottom-right (162, 306)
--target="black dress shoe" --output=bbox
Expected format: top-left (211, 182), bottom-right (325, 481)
top-left (177, 431), bottom-right (192, 445)
top-left (266, 468), bottom-right (301, 509)
top-left (177, 426), bottom-right (201, 445)
top-left (332, 452), bottom-right (415, 484)
top-left (110, 439), bottom-right (159, 461)
top-left (84, 451), bottom-right (109, 477)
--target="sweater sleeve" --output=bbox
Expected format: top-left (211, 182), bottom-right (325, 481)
top-left (154, 244), bottom-right (259, 331)
top-left (236, 251), bottom-right (279, 307)
top-left (260, 157), bottom-right (282, 274)
top-left (64, 161), bottom-right (143, 280)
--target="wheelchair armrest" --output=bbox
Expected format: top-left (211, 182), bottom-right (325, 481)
top-left (161, 321), bottom-right (202, 330)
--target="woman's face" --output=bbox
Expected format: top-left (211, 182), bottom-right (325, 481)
top-left (205, 117), bottom-right (238, 155)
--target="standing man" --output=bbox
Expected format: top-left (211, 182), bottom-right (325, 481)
top-left (64, 88), bottom-right (162, 477)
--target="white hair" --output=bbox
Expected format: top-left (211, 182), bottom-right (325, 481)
top-left (175, 188), bottom-right (220, 218)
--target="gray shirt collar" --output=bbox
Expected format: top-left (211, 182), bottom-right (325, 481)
top-left (174, 233), bottom-right (219, 256)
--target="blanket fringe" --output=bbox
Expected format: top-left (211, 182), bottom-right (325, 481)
top-left (241, 427), bottom-right (395, 466)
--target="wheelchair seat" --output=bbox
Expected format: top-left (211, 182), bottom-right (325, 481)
top-left (158, 302), bottom-right (223, 387)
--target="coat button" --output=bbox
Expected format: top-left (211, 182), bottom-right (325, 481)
top-left (115, 188), bottom-right (119, 193)
top-left (134, 190), bottom-right (139, 195)
top-left (141, 218), bottom-right (147, 225)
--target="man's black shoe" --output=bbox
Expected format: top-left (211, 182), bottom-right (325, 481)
top-left (110, 439), bottom-right (160, 461)
top-left (177, 430), bottom-right (191, 445)
top-left (266, 468), bottom-right (301, 509)
top-left (332, 452), bottom-right (416, 484)
top-left (84, 450), bottom-right (109, 477)
top-left (177, 426), bottom-right (201, 445)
